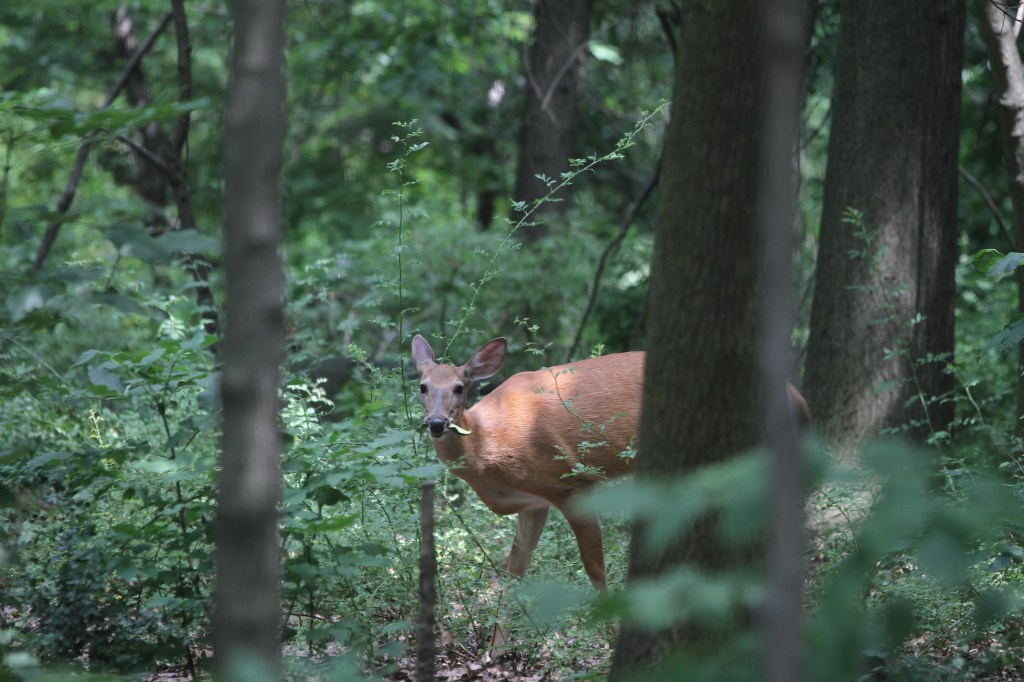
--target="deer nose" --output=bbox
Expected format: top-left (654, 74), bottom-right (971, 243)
top-left (427, 418), bottom-right (449, 437)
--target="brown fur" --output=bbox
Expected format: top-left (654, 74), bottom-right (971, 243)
top-left (412, 335), bottom-right (808, 591)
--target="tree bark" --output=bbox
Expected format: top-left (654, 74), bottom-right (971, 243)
top-left (976, 0), bottom-right (1024, 436)
top-left (511, 0), bottom-right (593, 242)
top-left (802, 0), bottom-right (963, 453)
top-left (214, 0), bottom-right (286, 675)
top-left (415, 482), bottom-right (437, 682)
top-left (609, 1), bottom-right (767, 675)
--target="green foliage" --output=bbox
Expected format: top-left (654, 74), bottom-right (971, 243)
top-left (582, 439), bottom-right (1024, 681)
top-left (5, 2), bottom-right (1024, 680)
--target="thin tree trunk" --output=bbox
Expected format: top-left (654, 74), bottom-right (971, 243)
top-left (976, 1), bottom-right (1024, 436)
top-left (511, 0), bottom-right (593, 242)
top-left (802, 0), bottom-right (963, 453)
top-left (416, 482), bottom-right (437, 682)
top-left (609, 1), bottom-right (766, 675)
top-left (214, 0), bottom-right (286, 675)
top-left (759, 0), bottom-right (808, 679)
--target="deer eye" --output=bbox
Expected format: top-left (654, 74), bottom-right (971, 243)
top-left (453, 384), bottom-right (464, 396)
top-left (419, 383), bottom-right (428, 394)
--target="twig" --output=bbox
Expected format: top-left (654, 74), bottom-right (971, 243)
top-left (566, 159), bottom-right (660, 362)
top-left (958, 164), bottom-right (1016, 250)
top-left (655, 3), bottom-right (680, 57)
top-left (115, 134), bottom-right (171, 176)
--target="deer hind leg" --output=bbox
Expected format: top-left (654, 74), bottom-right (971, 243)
top-left (564, 512), bottom-right (607, 590)
top-left (488, 506), bottom-right (550, 657)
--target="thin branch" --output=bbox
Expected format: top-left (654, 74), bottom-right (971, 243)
top-left (31, 10), bottom-right (173, 273)
top-left (988, 1), bottom-right (1024, 29)
top-left (115, 134), bottom-right (172, 177)
top-left (105, 11), bottom-right (174, 110)
top-left (655, 3), bottom-right (680, 58)
top-left (539, 38), bottom-right (591, 116)
top-left (566, 158), bottom-right (661, 362)
top-left (528, 2), bottom-right (649, 122)
top-left (958, 164), bottom-right (1016, 250)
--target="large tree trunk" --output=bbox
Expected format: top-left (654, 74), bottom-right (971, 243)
top-left (511, 0), bottom-right (593, 242)
top-left (976, 1), bottom-right (1024, 436)
top-left (609, 1), bottom-right (767, 675)
top-left (214, 0), bottom-right (286, 675)
top-left (802, 0), bottom-right (963, 453)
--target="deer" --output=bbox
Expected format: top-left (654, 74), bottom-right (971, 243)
top-left (411, 334), bottom-right (809, 651)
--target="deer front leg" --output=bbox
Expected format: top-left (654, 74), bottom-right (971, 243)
top-left (506, 506), bottom-right (550, 577)
top-left (489, 507), bottom-right (550, 657)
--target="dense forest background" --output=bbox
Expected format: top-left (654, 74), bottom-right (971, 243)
top-left (4, 0), bottom-right (1024, 680)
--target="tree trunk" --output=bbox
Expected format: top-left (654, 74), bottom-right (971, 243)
top-left (760, 0), bottom-right (808, 678)
top-left (802, 0), bottom-right (963, 453)
top-left (511, 0), bottom-right (593, 242)
top-left (976, 1), bottom-right (1024, 436)
top-left (609, 1), bottom-right (767, 675)
top-left (214, 0), bottom-right (286, 675)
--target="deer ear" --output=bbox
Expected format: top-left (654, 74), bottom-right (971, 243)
top-left (464, 338), bottom-right (507, 381)
top-left (411, 334), bottom-right (436, 374)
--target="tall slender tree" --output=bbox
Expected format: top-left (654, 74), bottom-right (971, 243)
top-left (802, 1), bottom-right (964, 453)
top-left (214, 0), bottom-right (287, 675)
top-left (976, 1), bottom-right (1024, 435)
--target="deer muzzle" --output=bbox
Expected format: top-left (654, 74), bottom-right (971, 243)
top-left (426, 417), bottom-right (449, 437)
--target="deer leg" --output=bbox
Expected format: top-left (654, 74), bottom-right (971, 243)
top-left (489, 507), bottom-right (550, 657)
top-left (506, 506), bottom-right (550, 577)
top-left (564, 512), bottom-right (607, 590)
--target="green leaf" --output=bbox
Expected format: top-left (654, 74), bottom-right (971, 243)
top-left (311, 485), bottom-right (347, 507)
top-left (90, 291), bottom-right (146, 315)
top-left (972, 248), bottom-right (1004, 273)
top-left (405, 463), bottom-right (445, 479)
top-left (27, 451), bottom-right (72, 469)
top-left (165, 429), bottom-right (194, 451)
top-left (72, 349), bottom-right (104, 367)
top-left (6, 285), bottom-right (46, 321)
top-left (991, 252), bottom-right (1024, 276)
top-left (109, 224), bottom-right (219, 263)
top-left (983, 316), bottom-right (1024, 358)
top-left (303, 513), bottom-right (359, 533)
top-left (589, 41), bottom-right (623, 65)
top-left (115, 559), bottom-right (141, 582)
top-left (973, 249), bottom-right (1024, 276)
top-left (133, 458), bottom-right (178, 475)
top-left (111, 523), bottom-right (144, 538)
top-left (138, 347), bottom-right (167, 366)
top-left (152, 229), bottom-right (221, 256)
top-left (88, 365), bottom-right (124, 394)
